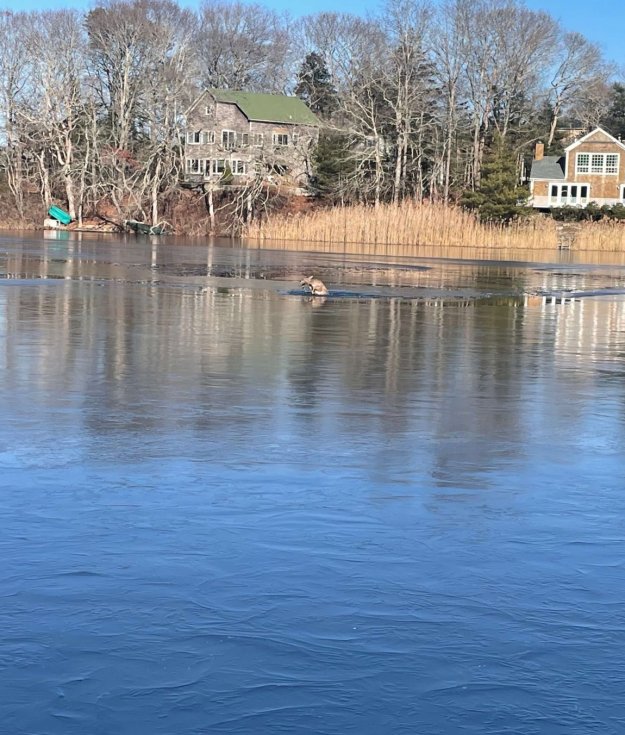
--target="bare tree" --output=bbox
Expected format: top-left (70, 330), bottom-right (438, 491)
top-left (0, 11), bottom-right (31, 218)
top-left (488, 5), bottom-right (556, 140)
top-left (456, 0), bottom-right (557, 185)
top-left (431, 0), bottom-right (467, 202)
top-left (18, 10), bottom-right (90, 220)
top-left (85, 0), bottom-right (160, 154)
top-left (135, 3), bottom-right (196, 225)
top-left (572, 78), bottom-right (613, 132)
top-left (194, 1), bottom-right (292, 93)
top-left (546, 32), bottom-right (608, 147)
top-left (85, 0), bottom-right (196, 224)
top-left (380, 0), bottom-right (434, 203)
top-left (298, 12), bottom-right (392, 204)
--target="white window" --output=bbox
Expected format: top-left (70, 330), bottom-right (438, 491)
top-left (212, 159), bottom-right (226, 174)
top-left (292, 132), bottom-right (299, 144)
top-left (591, 154), bottom-right (603, 173)
top-left (273, 133), bottom-right (289, 146)
top-left (186, 158), bottom-right (209, 175)
top-left (239, 133), bottom-right (249, 147)
top-left (230, 160), bottom-right (247, 175)
top-left (575, 153), bottom-right (589, 173)
top-left (606, 154), bottom-right (619, 174)
top-left (578, 152), bottom-right (620, 175)
top-left (187, 131), bottom-right (214, 145)
top-left (253, 133), bottom-right (264, 147)
top-left (549, 183), bottom-right (590, 206)
top-left (222, 130), bottom-right (236, 149)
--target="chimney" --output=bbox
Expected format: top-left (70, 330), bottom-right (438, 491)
top-left (535, 141), bottom-right (544, 161)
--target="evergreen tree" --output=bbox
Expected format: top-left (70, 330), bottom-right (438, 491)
top-left (295, 52), bottom-right (338, 118)
top-left (461, 136), bottom-right (529, 223)
top-left (601, 83), bottom-right (625, 140)
top-left (311, 132), bottom-right (355, 201)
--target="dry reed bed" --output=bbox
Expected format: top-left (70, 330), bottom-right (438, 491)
top-left (244, 202), bottom-right (625, 253)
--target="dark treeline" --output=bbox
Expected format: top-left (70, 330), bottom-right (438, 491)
top-left (0, 0), bottom-right (621, 228)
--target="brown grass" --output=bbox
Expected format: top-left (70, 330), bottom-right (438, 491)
top-left (243, 201), bottom-right (625, 254)
top-left (572, 219), bottom-right (625, 251)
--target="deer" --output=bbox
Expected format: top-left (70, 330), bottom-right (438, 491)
top-left (300, 275), bottom-right (329, 296)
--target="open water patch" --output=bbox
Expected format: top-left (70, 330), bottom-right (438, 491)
top-left (285, 287), bottom-right (481, 301)
top-left (536, 287), bottom-right (625, 299)
top-left (287, 288), bottom-right (387, 299)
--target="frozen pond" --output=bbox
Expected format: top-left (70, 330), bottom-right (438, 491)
top-left (2, 233), bottom-right (625, 734)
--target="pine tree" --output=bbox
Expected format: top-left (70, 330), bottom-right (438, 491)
top-left (461, 136), bottom-right (529, 223)
top-left (311, 132), bottom-right (355, 201)
top-left (601, 84), bottom-right (625, 140)
top-left (295, 52), bottom-right (338, 118)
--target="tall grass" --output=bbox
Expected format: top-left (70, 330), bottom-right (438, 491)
top-left (244, 201), bottom-right (625, 253)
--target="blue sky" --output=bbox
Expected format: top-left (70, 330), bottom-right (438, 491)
top-left (3, 0), bottom-right (623, 66)
top-left (524, 0), bottom-right (622, 65)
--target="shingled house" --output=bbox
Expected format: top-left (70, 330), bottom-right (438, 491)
top-left (529, 127), bottom-right (625, 209)
top-left (184, 89), bottom-right (320, 190)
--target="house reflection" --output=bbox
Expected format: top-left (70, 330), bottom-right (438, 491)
top-left (3, 237), bottom-right (625, 480)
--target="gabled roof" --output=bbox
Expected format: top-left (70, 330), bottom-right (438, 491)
top-left (530, 156), bottom-right (565, 180)
top-left (565, 127), bottom-right (625, 153)
top-left (208, 89), bottom-right (319, 126)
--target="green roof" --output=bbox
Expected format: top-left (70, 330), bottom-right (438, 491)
top-left (209, 89), bottom-right (319, 126)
